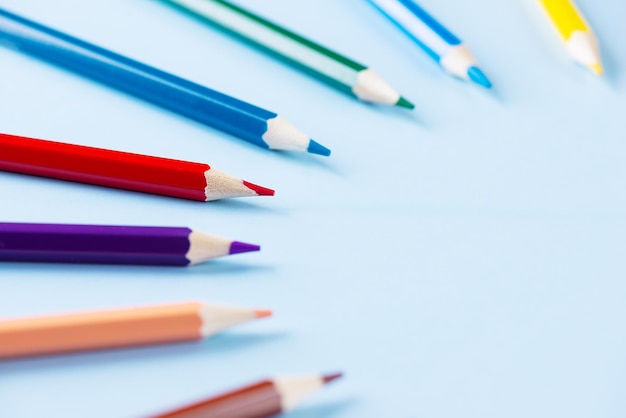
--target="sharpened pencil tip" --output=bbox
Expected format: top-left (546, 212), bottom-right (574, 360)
top-left (307, 139), bottom-right (331, 157)
top-left (396, 96), bottom-right (415, 110)
top-left (229, 241), bottom-right (261, 255)
top-left (254, 309), bottom-right (273, 319)
top-left (322, 372), bottom-right (343, 384)
top-left (467, 66), bottom-right (492, 89)
top-left (243, 181), bottom-right (275, 196)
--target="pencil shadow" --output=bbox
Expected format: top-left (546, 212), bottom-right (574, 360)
top-left (272, 150), bottom-right (346, 177)
top-left (208, 198), bottom-right (285, 215)
top-left (0, 260), bottom-right (275, 278)
top-left (0, 332), bottom-right (288, 376)
top-left (284, 398), bottom-right (358, 418)
top-left (366, 102), bottom-right (426, 129)
top-left (483, 83), bottom-right (505, 105)
top-left (186, 261), bottom-right (276, 277)
top-left (206, 332), bottom-right (288, 353)
top-left (600, 47), bottom-right (620, 86)
top-left (447, 73), bottom-right (506, 105)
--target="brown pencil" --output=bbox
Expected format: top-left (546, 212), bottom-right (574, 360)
top-left (0, 301), bottom-right (271, 359)
top-left (151, 373), bottom-right (343, 418)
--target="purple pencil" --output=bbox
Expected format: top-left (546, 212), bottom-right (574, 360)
top-left (0, 222), bottom-right (260, 266)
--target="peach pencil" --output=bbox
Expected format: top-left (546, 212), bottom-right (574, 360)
top-left (0, 302), bottom-right (272, 359)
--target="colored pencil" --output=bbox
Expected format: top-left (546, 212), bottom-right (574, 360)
top-left (0, 132), bottom-right (274, 201)
top-left (537, 0), bottom-right (603, 75)
top-left (0, 222), bottom-right (260, 266)
top-left (368, 0), bottom-right (492, 88)
top-left (0, 9), bottom-right (329, 156)
top-left (151, 373), bottom-right (343, 418)
top-left (159, 0), bottom-right (413, 109)
top-left (0, 302), bottom-right (272, 359)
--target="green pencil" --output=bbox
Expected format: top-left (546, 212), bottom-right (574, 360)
top-left (159, 0), bottom-right (414, 109)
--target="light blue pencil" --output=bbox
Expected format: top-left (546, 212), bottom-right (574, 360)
top-left (368, 0), bottom-right (492, 88)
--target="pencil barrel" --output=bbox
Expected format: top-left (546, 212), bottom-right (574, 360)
top-left (152, 381), bottom-right (282, 418)
top-left (161, 0), bottom-right (366, 96)
top-left (0, 303), bottom-right (204, 359)
top-left (0, 9), bottom-right (274, 148)
top-left (0, 132), bottom-right (210, 201)
top-left (0, 223), bottom-right (192, 266)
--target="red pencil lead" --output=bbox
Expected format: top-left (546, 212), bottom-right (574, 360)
top-left (243, 181), bottom-right (275, 196)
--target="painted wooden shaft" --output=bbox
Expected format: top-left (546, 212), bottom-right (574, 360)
top-left (164, 0), bottom-right (364, 90)
top-left (539, 0), bottom-right (588, 40)
top-left (153, 381), bottom-right (281, 418)
top-left (161, 0), bottom-right (412, 108)
top-left (0, 303), bottom-right (204, 359)
top-left (0, 223), bottom-right (192, 265)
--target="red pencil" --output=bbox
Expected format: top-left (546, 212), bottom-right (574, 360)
top-left (0, 132), bottom-right (274, 201)
top-left (151, 373), bottom-right (343, 418)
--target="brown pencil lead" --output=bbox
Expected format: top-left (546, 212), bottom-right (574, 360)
top-left (322, 372), bottom-right (343, 384)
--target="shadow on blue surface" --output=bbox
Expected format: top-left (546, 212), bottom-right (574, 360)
top-left (0, 259), bottom-right (276, 278)
top-left (209, 196), bottom-right (287, 214)
top-left (602, 46), bottom-right (620, 86)
top-left (357, 100), bottom-right (424, 126)
top-left (283, 398), bottom-right (357, 418)
top-left (268, 147), bottom-right (346, 174)
top-left (0, 332), bottom-right (288, 375)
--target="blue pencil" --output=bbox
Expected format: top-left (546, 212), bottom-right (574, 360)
top-left (368, 0), bottom-right (492, 88)
top-left (0, 8), bottom-right (330, 156)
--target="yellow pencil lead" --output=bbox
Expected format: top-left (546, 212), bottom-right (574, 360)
top-left (588, 63), bottom-right (604, 76)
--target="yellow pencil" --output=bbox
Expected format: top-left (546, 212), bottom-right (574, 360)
top-left (537, 0), bottom-right (603, 75)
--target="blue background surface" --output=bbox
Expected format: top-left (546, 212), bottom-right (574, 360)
top-left (1, 0), bottom-right (625, 417)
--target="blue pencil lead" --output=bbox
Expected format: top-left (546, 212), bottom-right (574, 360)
top-left (307, 139), bottom-right (332, 157)
top-left (467, 66), bottom-right (492, 89)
